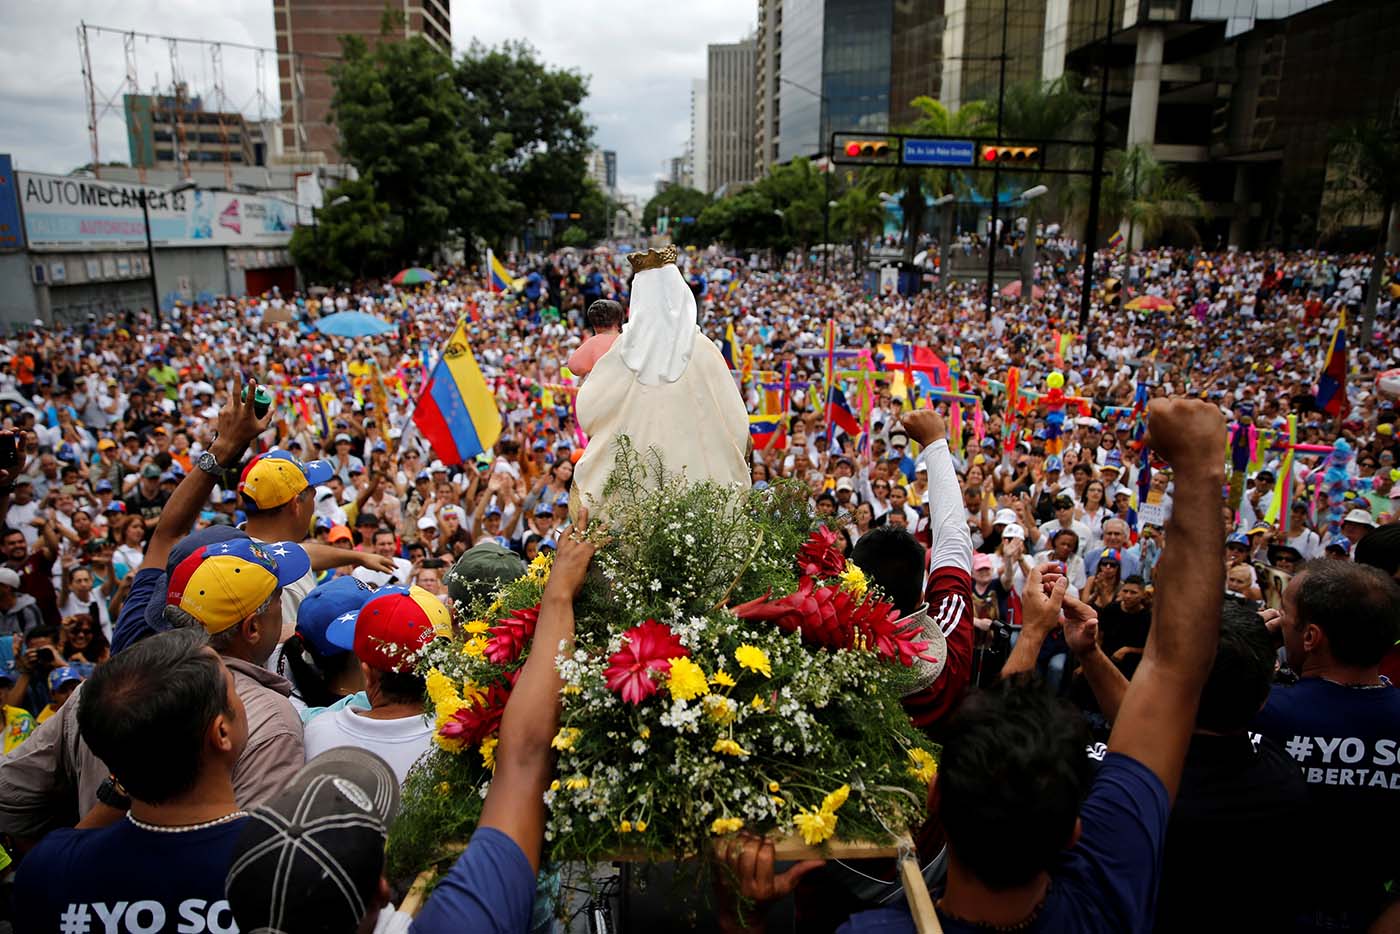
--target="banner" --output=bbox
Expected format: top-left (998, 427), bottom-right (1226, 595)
top-left (17, 170), bottom-right (294, 250)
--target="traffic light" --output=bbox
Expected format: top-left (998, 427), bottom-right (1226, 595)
top-left (838, 139), bottom-right (893, 161)
top-left (978, 145), bottom-right (1041, 165)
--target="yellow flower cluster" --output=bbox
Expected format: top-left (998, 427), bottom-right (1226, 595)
top-left (710, 817), bottom-right (744, 835)
top-left (464, 619), bottom-right (490, 635)
top-left (794, 784), bottom-right (851, 846)
top-left (527, 551), bottom-right (553, 582)
top-left (735, 644), bottom-right (772, 678)
top-left (564, 776), bottom-right (590, 791)
top-left (907, 748), bottom-right (937, 785)
top-left (839, 561), bottom-right (869, 599)
top-left (462, 636), bottom-right (488, 658)
top-left (704, 694), bottom-right (737, 725)
top-left (712, 738), bottom-right (749, 757)
top-left (426, 669), bottom-right (483, 753)
top-left (551, 727), bottom-right (581, 751)
top-left (480, 736), bottom-right (498, 772)
top-left (710, 669), bottom-right (737, 688)
top-left (619, 820), bottom-right (633, 833)
top-left (667, 656), bottom-right (709, 701)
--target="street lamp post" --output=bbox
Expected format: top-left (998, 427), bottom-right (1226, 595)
top-left (778, 77), bottom-right (831, 278)
top-left (1018, 185), bottom-right (1049, 302)
top-left (138, 179), bottom-right (196, 324)
top-left (932, 193), bottom-right (955, 292)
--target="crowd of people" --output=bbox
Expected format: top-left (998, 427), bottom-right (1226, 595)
top-left (0, 234), bottom-right (1397, 932)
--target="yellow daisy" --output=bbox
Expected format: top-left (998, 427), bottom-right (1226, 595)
top-left (838, 561), bottom-right (869, 599)
top-left (710, 670), bottom-right (737, 689)
top-left (704, 694), bottom-right (737, 725)
top-left (907, 748), bottom-right (938, 784)
top-left (551, 727), bottom-right (581, 751)
top-left (564, 776), bottom-right (590, 791)
top-left (735, 644), bottom-right (773, 678)
top-left (712, 738), bottom-right (749, 757)
top-left (821, 785), bottom-right (850, 813)
top-left (794, 807), bottom-right (837, 845)
top-left (667, 656), bottom-right (709, 701)
top-left (479, 736), bottom-right (497, 772)
top-left (710, 816), bottom-right (744, 835)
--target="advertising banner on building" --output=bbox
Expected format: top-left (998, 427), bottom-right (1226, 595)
top-left (0, 155), bottom-right (23, 250)
top-left (16, 170), bottom-right (294, 250)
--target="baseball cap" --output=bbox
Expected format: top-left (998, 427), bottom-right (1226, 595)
top-left (532, 439), bottom-right (547, 451)
top-left (1225, 532), bottom-right (1250, 548)
top-left (104, 501), bottom-right (126, 514)
top-left (95, 479), bottom-right (113, 493)
top-left (1044, 456), bottom-right (1063, 472)
top-left (554, 492), bottom-right (570, 507)
top-left (835, 477), bottom-right (854, 492)
top-left (1098, 547), bottom-right (1123, 565)
top-left (447, 541), bottom-right (526, 607)
top-left (535, 501), bottom-right (554, 517)
top-left (97, 438), bottom-right (116, 451)
top-left (415, 470), bottom-right (431, 482)
top-left (439, 504), bottom-right (466, 523)
top-left (1003, 523), bottom-right (1026, 540)
top-left (239, 451), bottom-right (334, 510)
top-left (47, 665), bottom-right (84, 693)
top-left (1343, 508), bottom-right (1377, 528)
top-left (226, 748), bottom-right (400, 934)
top-left (1247, 524), bottom-right (1271, 536)
top-left (1325, 535), bottom-right (1352, 556)
top-left (159, 471), bottom-right (177, 483)
top-left (165, 537), bottom-right (310, 635)
top-left (327, 524), bottom-right (353, 545)
top-left (314, 516), bottom-right (333, 532)
top-left (0, 568), bottom-right (22, 589)
top-left (417, 514), bottom-right (439, 530)
top-left (971, 553), bottom-right (995, 572)
top-left (140, 464), bottom-right (161, 479)
top-left (993, 508), bottom-right (1017, 527)
top-left (334, 433), bottom-right (352, 443)
top-left (327, 585), bottom-right (447, 672)
top-left (296, 576), bottom-right (376, 657)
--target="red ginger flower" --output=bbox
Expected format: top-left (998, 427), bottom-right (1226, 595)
top-left (604, 620), bottom-right (689, 705)
top-left (486, 604), bottom-right (540, 665)
top-left (797, 526), bottom-right (847, 578)
top-left (438, 681), bottom-right (511, 748)
top-left (733, 578), bottom-right (937, 666)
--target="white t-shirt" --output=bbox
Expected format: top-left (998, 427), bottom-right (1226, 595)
top-left (352, 557), bottom-right (413, 589)
top-left (302, 706), bottom-right (434, 784)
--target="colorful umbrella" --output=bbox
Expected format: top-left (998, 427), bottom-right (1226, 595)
top-left (314, 311), bottom-right (397, 338)
top-left (391, 267), bottom-right (436, 286)
top-left (1125, 295), bottom-right (1175, 311)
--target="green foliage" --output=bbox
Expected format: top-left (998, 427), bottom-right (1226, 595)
top-left (559, 224), bottom-right (591, 248)
top-left (387, 441), bottom-right (936, 879)
top-left (698, 189), bottom-right (785, 253)
top-left (643, 186), bottom-right (713, 246)
top-left (1107, 145), bottom-right (1205, 244)
top-left (832, 187), bottom-right (886, 262)
top-left (288, 178), bottom-right (395, 283)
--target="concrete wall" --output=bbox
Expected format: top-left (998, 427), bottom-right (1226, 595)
top-left (0, 253), bottom-right (42, 329)
top-left (150, 246), bottom-right (232, 311)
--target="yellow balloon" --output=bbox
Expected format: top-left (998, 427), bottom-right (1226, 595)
top-left (1046, 371), bottom-right (1065, 390)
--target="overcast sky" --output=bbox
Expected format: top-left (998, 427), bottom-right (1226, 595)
top-left (0, 0), bottom-right (755, 199)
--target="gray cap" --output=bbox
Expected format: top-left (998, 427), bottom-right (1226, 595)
top-left (446, 541), bottom-right (525, 607)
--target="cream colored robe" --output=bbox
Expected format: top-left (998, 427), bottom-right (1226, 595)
top-left (572, 328), bottom-right (750, 514)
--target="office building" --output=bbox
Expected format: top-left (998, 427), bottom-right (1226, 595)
top-left (585, 150), bottom-right (610, 192)
top-left (760, 0), bottom-right (945, 169)
top-left (604, 150), bottom-right (618, 191)
top-left (938, 0), bottom-right (1048, 112)
top-left (690, 79), bottom-right (709, 193)
top-left (1062, 0), bottom-right (1399, 247)
top-left (125, 86), bottom-right (261, 171)
top-left (273, 0), bottom-right (452, 162)
top-left (706, 39), bottom-right (756, 192)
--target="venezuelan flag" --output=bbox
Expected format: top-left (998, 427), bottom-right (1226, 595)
top-left (1107, 230), bottom-right (1125, 251)
top-left (825, 386), bottom-right (862, 437)
top-left (412, 320), bottom-right (502, 464)
top-left (487, 249), bottom-right (522, 293)
top-left (877, 343), bottom-right (948, 399)
top-left (1316, 309), bottom-right (1348, 416)
top-left (722, 322), bottom-right (740, 370)
top-left (749, 415), bottom-right (787, 450)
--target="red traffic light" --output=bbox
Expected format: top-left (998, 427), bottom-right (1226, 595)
top-left (983, 147), bottom-right (999, 162)
top-left (845, 142), bottom-right (862, 157)
top-left (979, 145), bottom-right (1040, 164)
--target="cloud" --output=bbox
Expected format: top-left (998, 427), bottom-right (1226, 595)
top-left (0, 0), bottom-right (754, 199)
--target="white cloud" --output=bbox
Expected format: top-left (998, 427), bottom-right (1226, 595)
top-left (0, 0), bottom-right (755, 199)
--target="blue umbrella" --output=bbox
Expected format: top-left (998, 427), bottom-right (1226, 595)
top-left (314, 311), bottom-right (397, 338)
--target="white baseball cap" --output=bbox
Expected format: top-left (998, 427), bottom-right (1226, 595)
top-left (1343, 508), bottom-right (1377, 528)
top-left (994, 508), bottom-right (1018, 527)
top-left (1003, 523), bottom-right (1026, 540)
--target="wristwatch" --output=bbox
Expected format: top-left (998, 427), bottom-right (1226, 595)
top-left (196, 450), bottom-right (223, 479)
top-left (96, 775), bottom-right (131, 811)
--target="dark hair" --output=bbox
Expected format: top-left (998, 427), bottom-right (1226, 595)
top-left (850, 526), bottom-right (927, 616)
top-left (1196, 602), bottom-right (1277, 732)
top-left (279, 633), bottom-right (360, 709)
top-left (1121, 575), bottom-right (1145, 588)
top-left (421, 558), bottom-right (448, 570)
top-left (1354, 525), bottom-right (1400, 577)
top-left (938, 676), bottom-right (1092, 889)
top-left (25, 623), bottom-right (60, 646)
top-left (377, 669), bottom-right (427, 705)
top-left (586, 299), bottom-right (624, 330)
top-left (2, 527), bottom-right (24, 543)
top-left (62, 613), bottom-right (110, 658)
top-left (77, 628), bottom-right (231, 804)
top-left (1293, 559), bottom-right (1400, 667)
top-left (373, 528), bottom-right (396, 544)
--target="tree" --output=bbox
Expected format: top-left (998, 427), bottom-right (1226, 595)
top-left (643, 186), bottom-right (712, 237)
top-left (454, 41), bottom-right (593, 244)
top-left (1325, 119), bottom-right (1400, 346)
top-left (997, 75), bottom-right (1095, 297)
top-left (831, 187), bottom-right (884, 267)
top-left (1067, 146), bottom-right (1203, 252)
top-left (288, 178), bottom-right (395, 283)
top-left (560, 224), bottom-right (591, 248)
top-left (698, 189), bottom-right (785, 254)
top-left (758, 158), bottom-right (826, 254)
top-left (330, 35), bottom-right (507, 266)
top-left (860, 97), bottom-right (993, 265)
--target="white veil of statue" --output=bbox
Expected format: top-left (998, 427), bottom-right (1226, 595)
top-left (571, 246), bottom-right (750, 515)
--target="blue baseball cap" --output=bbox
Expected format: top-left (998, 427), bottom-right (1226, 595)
top-left (554, 492), bottom-right (569, 507)
top-left (138, 526), bottom-right (278, 640)
top-left (535, 502), bottom-right (554, 516)
top-left (297, 576), bottom-right (376, 657)
top-left (1226, 532), bottom-right (1250, 548)
top-left (48, 665), bottom-right (84, 693)
top-left (1044, 456), bottom-right (1063, 472)
top-left (485, 505), bottom-right (503, 518)
top-left (95, 479), bottom-right (113, 493)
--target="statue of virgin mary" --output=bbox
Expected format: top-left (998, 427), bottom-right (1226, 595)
top-left (571, 246), bottom-right (750, 514)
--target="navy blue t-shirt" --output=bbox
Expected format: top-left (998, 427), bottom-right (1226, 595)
top-left (1252, 677), bottom-right (1400, 927)
top-left (412, 826), bottom-right (536, 932)
top-left (110, 566), bottom-right (164, 655)
top-left (839, 753), bottom-right (1170, 934)
top-left (14, 815), bottom-right (247, 932)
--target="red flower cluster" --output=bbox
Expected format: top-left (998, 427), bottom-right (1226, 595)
top-left (732, 578), bottom-right (936, 666)
top-left (438, 681), bottom-right (511, 748)
top-left (604, 619), bottom-right (689, 704)
top-left (796, 526), bottom-right (847, 578)
top-left (485, 604), bottom-right (541, 664)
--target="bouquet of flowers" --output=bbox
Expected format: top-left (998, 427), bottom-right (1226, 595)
top-left (388, 441), bottom-right (940, 878)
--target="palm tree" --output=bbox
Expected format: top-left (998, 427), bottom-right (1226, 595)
top-left (860, 97), bottom-right (993, 267)
top-left (1324, 119), bottom-right (1400, 346)
top-left (831, 187), bottom-right (885, 268)
top-left (1068, 146), bottom-right (1204, 248)
top-left (997, 76), bottom-right (1095, 298)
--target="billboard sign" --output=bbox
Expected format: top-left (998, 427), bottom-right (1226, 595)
top-left (0, 155), bottom-right (23, 250)
top-left (16, 170), bottom-right (294, 250)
